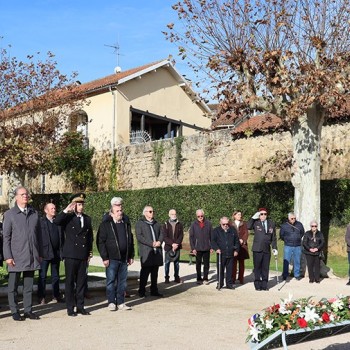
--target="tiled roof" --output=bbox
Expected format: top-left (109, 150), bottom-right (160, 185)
top-left (78, 60), bottom-right (163, 93)
top-left (231, 113), bottom-right (284, 134)
top-left (211, 99), bottom-right (350, 135)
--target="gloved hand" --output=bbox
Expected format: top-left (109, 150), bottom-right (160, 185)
top-left (272, 249), bottom-right (278, 256)
top-left (252, 212), bottom-right (260, 220)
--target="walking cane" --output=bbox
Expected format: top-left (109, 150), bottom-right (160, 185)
top-left (217, 251), bottom-right (221, 291)
top-left (274, 255), bottom-right (279, 286)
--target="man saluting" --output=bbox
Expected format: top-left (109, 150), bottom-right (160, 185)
top-left (54, 193), bottom-right (93, 316)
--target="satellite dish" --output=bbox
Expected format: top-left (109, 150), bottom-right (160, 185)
top-left (114, 66), bottom-right (122, 74)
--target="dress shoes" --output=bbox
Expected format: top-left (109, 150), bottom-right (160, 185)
top-left (24, 312), bottom-right (40, 320)
top-left (67, 311), bottom-right (77, 317)
top-left (12, 312), bottom-right (24, 321)
top-left (150, 292), bottom-right (163, 297)
top-left (77, 308), bottom-right (91, 315)
top-left (138, 292), bottom-right (146, 298)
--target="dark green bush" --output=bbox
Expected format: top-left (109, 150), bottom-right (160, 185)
top-left (31, 179), bottom-right (350, 232)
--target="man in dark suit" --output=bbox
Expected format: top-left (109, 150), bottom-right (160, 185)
top-left (247, 207), bottom-right (277, 291)
top-left (136, 205), bottom-right (163, 298)
top-left (54, 193), bottom-right (93, 316)
top-left (38, 203), bottom-right (64, 304)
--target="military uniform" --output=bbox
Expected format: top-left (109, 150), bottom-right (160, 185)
top-left (54, 193), bottom-right (93, 315)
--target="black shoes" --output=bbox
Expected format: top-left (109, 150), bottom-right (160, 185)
top-left (138, 292), bottom-right (146, 298)
top-left (150, 292), bottom-right (163, 297)
top-left (67, 310), bottom-right (77, 317)
top-left (77, 308), bottom-right (91, 315)
top-left (24, 312), bottom-right (40, 320)
top-left (12, 312), bottom-right (24, 321)
top-left (295, 277), bottom-right (302, 281)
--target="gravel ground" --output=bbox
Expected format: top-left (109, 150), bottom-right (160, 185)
top-left (0, 259), bottom-right (350, 350)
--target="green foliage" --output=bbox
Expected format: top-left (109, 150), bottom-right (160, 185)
top-left (31, 179), bottom-right (350, 232)
top-left (152, 141), bottom-right (165, 177)
top-left (109, 152), bottom-right (118, 191)
top-left (174, 136), bottom-right (184, 177)
top-left (52, 132), bottom-right (97, 191)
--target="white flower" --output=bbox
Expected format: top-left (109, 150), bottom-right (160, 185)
top-left (279, 302), bottom-right (292, 315)
top-left (249, 325), bottom-right (262, 342)
top-left (331, 299), bottom-right (344, 312)
top-left (265, 318), bottom-right (274, 330)
top-left (300, 306), bottom-right (320, 323)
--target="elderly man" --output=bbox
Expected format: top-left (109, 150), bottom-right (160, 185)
top-left (37, 203), bottom-right (64, 305)
top-left (280, 213), bottom-right (305, 281)
top-left (189, 209), bottom-right (213, 285)
top-left (247, 207), bottom-right (277, 291)
top-left (54, 193), bottom-right (93, 316)
top-left (97, 203), bottom-right (134, 311)
top-left (211, 217), bottom-right (240, 289)
top-left (136, 206), bottom-right (163, 298)
top-left (162, 209), bottom-right (184, 284)
top-left (3, 186), bottom-right (42, 321)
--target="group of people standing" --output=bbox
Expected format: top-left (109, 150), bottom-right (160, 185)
top-left (2, 186), bottom-right (349, 322)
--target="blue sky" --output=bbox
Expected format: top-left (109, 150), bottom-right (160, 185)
top-left (0, 0), bottom-right (194, 84)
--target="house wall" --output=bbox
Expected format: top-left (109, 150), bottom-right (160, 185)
top-left (83, 67), bottom-right (212, 151)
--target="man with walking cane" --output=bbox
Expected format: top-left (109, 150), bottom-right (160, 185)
top-left (211, 217), bottom-right (240, 289)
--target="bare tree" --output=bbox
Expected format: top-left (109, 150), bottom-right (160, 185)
top-left (0, 47), bottom-right (87, 195)
top-left (165, 0), bottom-right (350, 226)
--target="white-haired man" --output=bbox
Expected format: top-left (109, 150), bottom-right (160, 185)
top-left (136, 206), bottom-right (163, 298)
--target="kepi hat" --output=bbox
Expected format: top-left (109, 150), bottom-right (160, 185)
top-left (70, 193), bottom-right (86, 203)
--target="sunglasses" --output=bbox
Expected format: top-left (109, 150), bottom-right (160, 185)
top-left (222, 223), bottom-right (229, 226)
top-left (147, 210), bottom-right (154, 213)
top-left (197, 215), bottom-right (204, 218)
top-left (260, 213), bottom-right (267, 216)
top-left (311, 225), bottom-right (317, 227)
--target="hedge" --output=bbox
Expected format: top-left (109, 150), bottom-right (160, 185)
top-left (31, 179), bottom-right (350, 232)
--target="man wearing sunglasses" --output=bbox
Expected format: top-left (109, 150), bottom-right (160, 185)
top-left (280, 213), bottom-right (305, 281)
top-left (189, 209), bottom-right (213, 285)
top-left (136, 206), bottom-right (163, 298)
top-left (211, 217), bottom-right (240, 289)
top-left (247, 207), bottom-right (277, 291)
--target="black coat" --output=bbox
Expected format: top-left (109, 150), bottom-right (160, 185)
top-left (247, 218), bottom-right (277, 253)
top-left (303, 230), bottom-right (325, 256)
top-left (54, 211), bottom-right (93, 260)
top-left (40, 217), bottom-right (64, 260)
top-left (211, 226), bottom-right (240, 258)
top-left (97, 216), bottom-right (134, 261)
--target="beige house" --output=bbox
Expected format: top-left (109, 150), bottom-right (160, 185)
top-left (0, 58), bottom-right (212, 204)
top-left (71, 57), bottom-right (212, 152)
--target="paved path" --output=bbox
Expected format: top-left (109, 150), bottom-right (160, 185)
top-left (0, 259), bottom-right (350, 350)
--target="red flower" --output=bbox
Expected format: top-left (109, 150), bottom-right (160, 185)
top-left (297, 318), bottom-right (307, 328)
top-left (322, 312), bottom-right (330, 323)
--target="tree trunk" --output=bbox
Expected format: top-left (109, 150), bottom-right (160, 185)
top-left (291, 105), bottom-right (325, 229)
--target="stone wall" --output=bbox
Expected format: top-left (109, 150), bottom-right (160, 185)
top-left (101, 122), bottom-right (350, 191)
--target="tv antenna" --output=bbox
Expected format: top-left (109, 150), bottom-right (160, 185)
top-left (104, 41), bottom-right (124, 68)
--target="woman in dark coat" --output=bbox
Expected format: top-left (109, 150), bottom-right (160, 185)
top-left (231, 210), bottom-right (249, 284)
top-left (303, 220), bottom-right (325, 283)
